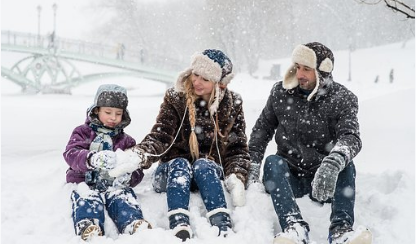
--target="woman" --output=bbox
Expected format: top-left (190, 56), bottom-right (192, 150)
top-left (128, 49), bottom-right (250, 241)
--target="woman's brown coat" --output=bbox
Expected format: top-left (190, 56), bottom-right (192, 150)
top-left (134, 87), bottom-right (251, 184)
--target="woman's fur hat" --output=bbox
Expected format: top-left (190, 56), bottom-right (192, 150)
top-left (175, 49), bottom-right (234, 114)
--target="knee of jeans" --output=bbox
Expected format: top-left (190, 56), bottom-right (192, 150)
top-left (71, 189), bottom-right (101, 205)
top-left (192, 158), bottom-right (216, 175)
top-left (169, 158), bottom-right (192, 174)
top-left (263, 155), bottom-right (288, 177)
top-left (105, 188), bottom-right (136, 201)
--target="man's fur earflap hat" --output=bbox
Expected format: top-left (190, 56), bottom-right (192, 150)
top-left (284, 42), bottom-right (335, 101)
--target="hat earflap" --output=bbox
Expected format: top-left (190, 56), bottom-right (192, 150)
top-left (209, 83), bottom-right (221, 115)
top-left (307, 70), bottom-right (321, 101)
top-left (175, 68), bottom-right (193, 93)
top-left (283, 64), bottom-right (298, 89)
top-left (220, 73), bottom-right (234, 86)
top-left (319, 57), bottom-right (333, 73)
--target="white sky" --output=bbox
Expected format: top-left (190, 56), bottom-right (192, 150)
top-left (1, 0), bottom-right (95, 39)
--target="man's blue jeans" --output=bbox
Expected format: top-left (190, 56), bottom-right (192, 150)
top-left (152, 157), bottom-right (227, 212)
top-left (263, 154), bottom-right (355, 234)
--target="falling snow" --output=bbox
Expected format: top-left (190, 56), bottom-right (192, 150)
top-left (1, 40), bottom-right (414, 244)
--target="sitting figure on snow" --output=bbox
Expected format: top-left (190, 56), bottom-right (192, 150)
top-left (63, 84), bottom-right (151, 241)
top-left (126, 49), bottom-right (250, 241)
top-left (248, 42), bottom-right (372, 244)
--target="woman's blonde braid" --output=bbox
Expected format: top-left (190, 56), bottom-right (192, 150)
top-left (184, 78), bottom-right (199, 161)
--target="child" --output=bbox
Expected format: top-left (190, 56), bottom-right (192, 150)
top-left (63, 84), bottom-right (151, 241)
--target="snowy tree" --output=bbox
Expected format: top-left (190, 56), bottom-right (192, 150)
top-left (88, 0), bottom-right (414, 74)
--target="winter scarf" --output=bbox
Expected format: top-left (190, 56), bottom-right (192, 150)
top-left (89, 123), bottom-right (120, 152)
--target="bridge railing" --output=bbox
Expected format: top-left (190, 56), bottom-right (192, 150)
top-left (1, 30), bottom-right (46, 47)
top-left (1, 30), bottom-right (186, 71)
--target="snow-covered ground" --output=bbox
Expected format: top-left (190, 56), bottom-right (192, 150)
top-left (1, 39), bottom-right (414, 244)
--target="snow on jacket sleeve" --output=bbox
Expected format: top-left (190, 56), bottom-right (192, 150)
top-left (329, 88), bottom-right (362, 163)
top-left (248, 83), bottom-right (280, 167)
top-left (133, 89), bottom-right (183, 168)
top-left (221, 92), bottom-right (251, 185)
top-left (63, 125), bottom-right (93, 173)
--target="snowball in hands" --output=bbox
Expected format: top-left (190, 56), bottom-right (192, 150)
top-left (225, 173), bottom-right (246, 207)
top-left (89, 150), bottom-right (117, 170)
top-left (108, 149), bottom-right (143, 177)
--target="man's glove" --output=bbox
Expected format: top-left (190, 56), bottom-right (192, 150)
top-left (108, 149), bottom-right (145, 178)
top-left (247, 162), bottom-right (261, 186)
top-left (89, 150), bottom-right (117, 170)
top-left (225, 173), bottom-right (246, 207)
top-left (312, 153), bottom-right (346, 202)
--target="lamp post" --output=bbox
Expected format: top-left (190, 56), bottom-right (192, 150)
top-left (49, 3), bottom-right (58, 53)
top-left (37, 5), bottom-right (42, 46)
top-left (347, 37), bottom-right (353, 82)
top-left (52, 3), bottom-right (57, 36)
top-left (348, 45), bottom-right (351, 82)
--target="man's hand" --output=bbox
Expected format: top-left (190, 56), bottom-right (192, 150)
top-left (312, 153), bottom-right (346, 202)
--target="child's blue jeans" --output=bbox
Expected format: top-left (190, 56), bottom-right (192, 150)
top-left (71, 187), bottom-right (144, 234)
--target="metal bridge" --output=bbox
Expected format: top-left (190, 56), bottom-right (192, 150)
top-left (1, 31), bottom-right (183, 93)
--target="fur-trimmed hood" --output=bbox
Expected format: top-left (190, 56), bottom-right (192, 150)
top-left (86, 84), bottom-right (131, 129)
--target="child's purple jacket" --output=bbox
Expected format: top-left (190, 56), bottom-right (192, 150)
top-left (63, 123), bottom-right (144, 187)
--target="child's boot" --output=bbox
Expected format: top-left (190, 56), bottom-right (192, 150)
top-left (75, 219), bottom-right (103, 241)
top-left (124, 219), bottom-right (152, 235)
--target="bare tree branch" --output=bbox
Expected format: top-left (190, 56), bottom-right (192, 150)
top-left (354, 0), bottom-right (382, 5)
top-left (355, 0), bottom-right (415, 19)
top-left (384, 0), bottom-right (415, 19)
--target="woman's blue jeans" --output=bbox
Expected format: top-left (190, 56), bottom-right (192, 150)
top-left (263, 155), bottom-right (355, 234)
top-left (152, 157), bottom-right (227, 212)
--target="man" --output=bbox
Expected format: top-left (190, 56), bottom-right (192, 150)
top-left (248, 42), bottom-right (372, 244)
